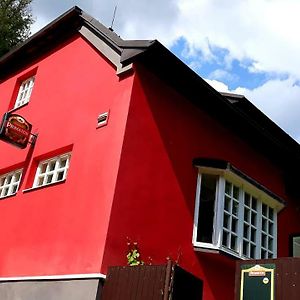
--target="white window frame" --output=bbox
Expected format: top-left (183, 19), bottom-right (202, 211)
top-left (33, 153), bottom-right (71, 188)
top-left (193, 168), bottom-right (282, 259)
top-left (14, 76), bottom-right (35, 108)
top-left (0, 169), bottom-right (23, 198)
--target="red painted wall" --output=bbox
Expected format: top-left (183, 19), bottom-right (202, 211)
top-left (0, 35), bottom-right (134, 276)
top-left (102, 64), bottom-right (300, 300)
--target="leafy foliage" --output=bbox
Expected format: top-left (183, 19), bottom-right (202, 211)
top-left (0, 0), bottom-right (34, 57)
top-left (126, 240), bottom-right (144, 266)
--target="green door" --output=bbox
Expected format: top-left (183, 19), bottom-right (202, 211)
top-left (240, 264), bottom-right (275, 300)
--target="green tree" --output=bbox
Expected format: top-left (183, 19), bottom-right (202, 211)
top-left (0, 0), bottom-right (34, 57)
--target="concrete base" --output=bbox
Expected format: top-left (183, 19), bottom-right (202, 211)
top-left (0, 278), bottom-right (103, 300)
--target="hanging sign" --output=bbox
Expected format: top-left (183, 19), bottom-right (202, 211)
top-left (0, 112), bottom-right (32, 149)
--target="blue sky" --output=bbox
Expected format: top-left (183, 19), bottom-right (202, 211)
top-left (31, 0), bottom-right (300, 141)
top-left (171, 37), bottom-right (271, 90)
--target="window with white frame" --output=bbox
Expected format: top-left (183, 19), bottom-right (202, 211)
top-left (14, 76), bottom-right (35, 108)
top-left (0, 169), bottom-right (22, 198)
top-left (33, 153), bottom-right (71, 187)
top-left (193, 166), bottom-right (282, 260)
top-left (290, 235), bottom-right (300, 257)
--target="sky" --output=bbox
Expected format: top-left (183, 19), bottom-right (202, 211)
top-left (30, 0), bottom-right (300, 142)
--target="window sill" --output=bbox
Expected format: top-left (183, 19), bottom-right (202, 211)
top-left (0, 193), bottom-right (17, 200)
top-left (193, 244), bottom-right (246, 260)
top-left (9, 102), bottom-right (29, 113)
top-left (22, 179), bottom-right (66, 193)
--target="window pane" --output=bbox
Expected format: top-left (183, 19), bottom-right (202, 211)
top-left (60, 159), bottom-right (67, 168)
top-left (223, 213), bottom-right (230, 229)
top-left (37, 176), bottom-right (44, 186)
top-left (225, 181), bottom-right (231, 195)
top-left (251, 197), bottom-right (257, 210)
top-left (40, 163), bottom-right (47, 174)
top-left (48, 161), bottom-right (56, 171)
top-left (268, 238), bottom-right (273, 251)
top-left (262, 203), bottom-right (267, 216)
top-left (250, 244), bottom-right (256, 258)
top-left (231, 235), bottom-right (237, 251)
top-left (292, 236), bottom-right (300, 257)
top-left (46, 174), bottom-right (53, 184)
top-left (262, 218), bottom-right (267, 232)
top-left (269, 207), bottom-right (274, 220)
top-left (196, 174), bottom-right (217, 243)
top-left (11, 185), bottom-right (18, 194)
top-left (232, 200), bottom-right (239, 216)
top-left (262, 234), bottom-right (267, 248)
top-left (6, 175), bottom-right (12, 184)
top-left (244, 207), bottom-right (250, 222)
top-left (269, 222), bottom-right (273, 235)
top-left (3, 187), bottom-right (9, 196)
top-left (251, 228), bottom-right (256, 242)
top-left (244, 224), bottom-right (249, 239)
top-left (222, 231), bottom-right (229, 247)
top-left (251, 212), bottom-right (256, 224)
top-left (224, 196), bottom-right (231, 212)
top-left (233, 186), bottom-right (239, 199)
top-left (14, 172), bottom-right (21, 182)
top-left (243, 240), bottom-right (248, 256)
top-left (57, 171), bottom-right (64, 181)
top-left (231, 218), bottom-right (238, 233)
top-left (244, 193), bottom-right (250, 206)
top-left (261, 249), bottom-right (267, 259)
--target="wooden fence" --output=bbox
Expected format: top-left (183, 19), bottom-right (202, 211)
top-left (100, 262), bottom-right (203, 300)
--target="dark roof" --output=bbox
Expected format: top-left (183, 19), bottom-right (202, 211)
top-left (221, 92), bottom-right (300, 157)
top-left (1, 6), bottom-right (300, 175)
top-left (0, 6), bottom-right (155, 80)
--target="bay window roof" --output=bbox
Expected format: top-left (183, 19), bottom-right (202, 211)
top-left (193, 158), bottom-right (285, 211)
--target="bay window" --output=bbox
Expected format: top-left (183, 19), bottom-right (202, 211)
top-left (193, 159), bottom-right (284, 259)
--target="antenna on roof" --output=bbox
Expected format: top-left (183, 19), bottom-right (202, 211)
top-left (109, 5), bottom-right (117, 31)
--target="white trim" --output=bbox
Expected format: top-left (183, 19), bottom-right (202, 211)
top-left (193, 241), bottom-right (219, 250)
top-left (0, 273), bottom-right (106, 282)
top-left (33, 153), bottom-right (71, 188)
top-left (192, 174), bottom-right (201, 245)
top-left (236, 185), bottom-right (244, 256)
top-left (256, 200), bottom-right (263, 258)
top-left (0, 169), bottom-right (23, 198)
top-left (14, 76), bottom-right (35, 108)
top-left (193, 246), bottom-right (220, 254)
top-left (215, 177), bottom-right (225, 248)
top-left (273, 212), bottom-right (278, 258)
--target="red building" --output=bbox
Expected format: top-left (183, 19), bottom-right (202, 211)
top-left (0, 6), bottom-right (300, 300)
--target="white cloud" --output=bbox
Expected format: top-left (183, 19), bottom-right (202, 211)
top-left (205, 79), bottom-right (231, 93)
top-left (208, 69), bottom-right (238, 83)
top-left (31, 0), bottom-right (300, 77)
